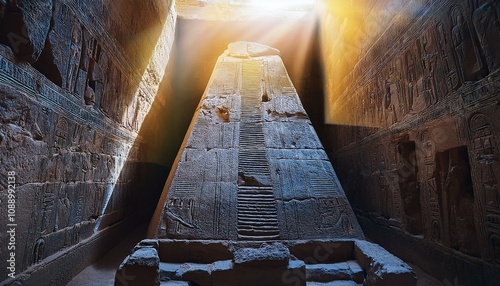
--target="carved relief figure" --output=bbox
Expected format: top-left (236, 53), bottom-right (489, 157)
top-left (372, 79), bottom-right (383, 126)
top-left (73, 27), bottom-right (104, 107)
top-left (386, 142), bottom-right (403, 223)
top-left (413, 40), bottom-right (427, 112)
top-left (421, 30), bottom-right (439, 105)
top-left (369, 89), bottom-right (376, 125)
top-left (469, 114), bottom-right (500, 261)
top-left (472, 1), bottom-right (500, 72)
top-left (405, 50), bottom-right (416, 113)
top-left (451, 6), bottom-right (487, 82)
top-left (54, 117), bottom-right (69, 149)
top-left (167, 198), bottom-right (196, 234)
top-left (66, 22), bottom-right (82, 93)
top-left (40, 191), bottom-right (56, 234)
top-left (470, 114), bottom-right (500, 210)
top-left (100, 65), bottom-right (118, 117)
top-left (421, 131), bottom-right (441, 242)
top-left (436, 22), bottom-right (460, 91)
top-left (384, 77), bottom-right (397, 126)
top-left (319, 198), bottom-right (341, 227)
top-left (395, 57), bottom-right (407, 116)
top-left (56, 187), bottom-right (71, 230)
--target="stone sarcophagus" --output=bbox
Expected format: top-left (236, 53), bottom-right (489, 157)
top-left (148, 41), bottom-right (363, 241)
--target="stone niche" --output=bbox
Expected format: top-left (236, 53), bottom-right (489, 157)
top-left (320, 0), bottom-right (500, 285)
top-left (0, 0), bottom-right (176, 284)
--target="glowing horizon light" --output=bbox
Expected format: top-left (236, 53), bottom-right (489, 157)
top-left (231, 0), bottom-right (317, 11)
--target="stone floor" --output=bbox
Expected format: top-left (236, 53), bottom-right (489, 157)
top-left (67, 223), bottom-right (149, 286)
top-left (67, 222), bottom-right (446, 286)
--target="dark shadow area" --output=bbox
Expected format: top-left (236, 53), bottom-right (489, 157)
top-left (67, 222), bottom-right (149, 286)
top-left (397, 140), bottom-right (423, 235)
top-left (435, 146), bottom-right (479, 257)
top-left (297, 19), bottom-right (325, 141)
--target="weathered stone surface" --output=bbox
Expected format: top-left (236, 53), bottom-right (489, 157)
top-left (346, 260), bottom-right (364, 284)
top-left (115, 247), bottom-right (160, 286)
top-left (143, 42), bottom-right (421, 286)
top-left (135, 238), bottom-right (423, 286)
top-left (0, 0), bottom-right (52, 62)
top-left (233, 242), bottom-right (290, 267)
top-left (134, 239), bottom-right (160, 252)
top-left (226, 41), bottom-right (280, 58)
top-left (307, 282), bottom-right (360, 286)
top-left (320, 0), bottom-right (500, 284)
top-left (150, 42), bottom-right (363, 241)
top-left (174, 263), bottom-right (211, 286)
top-left (157, 240), bottom-right (234, 264)
top-left (0, 0), bottom-right (176, 283)
top-left (354, 240), bottom-right (416, 286)
top-left (287, 240), bottom-right (354, 264)
top-left (306, 262), bottom-right (353, 282)
top-left (160, 281), bottom-right (190, 286)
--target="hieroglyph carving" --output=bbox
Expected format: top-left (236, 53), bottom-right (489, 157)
top-left (469, 113), bottom-right (500, 262)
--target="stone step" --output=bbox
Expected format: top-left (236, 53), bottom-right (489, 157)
top-left (159, 262), bottom-right (181, 280)
top-left (237, 228), bottom-right (280, 235)
top-left (237, 234), bottom-right (280, 240)
top-left (238, 201), bottom-right (276, 206)
top-left (238, 196), bottom-right (275, 201)
top-left (237, 194), bottom-right (275, 199)
top-left (237, 210), bottom-right (279, 217)
top-left (306, 281), bottom-right (362, 286)
top-left (238, 226), bottom-right (280, 233)
top-left (237, 188), bottom-right (274, 194)
top-left (237, 209), bottom-right (278, 215)
top-left (160, 281), bottom-right (190, 286)
top-left (237, 221), bottom-right (279, 227)
top-left (237, 200), bottom-right (277, 206)
top-left (306, 261), bottom-right (364, 284)
top-left (238, 212), bottom-right (279, 218)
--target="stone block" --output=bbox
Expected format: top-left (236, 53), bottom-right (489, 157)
top-left (287, 240), bottom-right (355, 264)
top-left (233, 242), bottom-right (290, 267)
top-left (174, 263), bottom-right (211, 286)
top-left (158, 240), bottom-right (233, 264)
top-left (354, 240), bottom-right (416, 286)
top-left (115, 247), bottom-right (160, 286)
top-left (306, 262), bottom-right (353, 282)
top-left (346, 260), bottom-right (364, 284)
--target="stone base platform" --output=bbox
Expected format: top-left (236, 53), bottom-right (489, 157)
top-left (115, 239), bottom-right (416, 286)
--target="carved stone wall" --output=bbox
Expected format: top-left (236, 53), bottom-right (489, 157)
top-left (320, 0), bottom-right (500, 285)
top-left (0, 0), bottom-right (176, 283)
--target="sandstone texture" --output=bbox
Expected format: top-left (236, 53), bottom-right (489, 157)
top-left (320, 1), bottom-right (500, 285)
top-left (149, 43), bottom-right (364, 241)
top-left (141, 42), bottom-right (415, 286)
top-left (118, 238), bottom-right (415, 286)
top-left (0, 0), bottom-right (176, 284)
